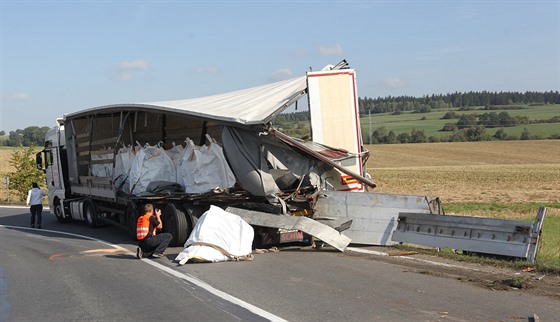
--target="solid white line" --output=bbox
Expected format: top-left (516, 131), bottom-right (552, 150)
top-left (0, 224), bottom-right (287, 322)
top-left (346, 247), bottom-right (388, 256)
top-left (346, 246), bottom-right (483, 272)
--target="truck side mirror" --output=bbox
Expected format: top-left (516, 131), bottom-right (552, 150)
top-left (36, 151), bottom-right (45, 172)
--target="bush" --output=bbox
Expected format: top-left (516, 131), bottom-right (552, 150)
top-left (4, 146), bottom-right (46, 201)
top-left (441, 123), bottom-right (458, 131)
top-left (441, 111), bottom-right (459, 119)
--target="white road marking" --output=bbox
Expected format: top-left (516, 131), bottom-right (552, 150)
top-left (0, 224), bottom-right (287, 322)
top-left (346, 246), bottom-right (483, 272)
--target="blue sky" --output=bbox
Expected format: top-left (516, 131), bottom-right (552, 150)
top-left (1, 1), bottom-right (558, 132)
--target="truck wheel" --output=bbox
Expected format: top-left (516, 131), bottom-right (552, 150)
top-left (54, 199), bottom-right (71, 223)
top-left (84, 199), bottom-right (98, 228)
top-left (163, 203), bottom-right (190, 247)
top-left (126, 202), bottom-right (139, 241)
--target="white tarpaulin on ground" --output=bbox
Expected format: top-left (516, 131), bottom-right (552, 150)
top-left (175, 206), bottom-right (254, 265)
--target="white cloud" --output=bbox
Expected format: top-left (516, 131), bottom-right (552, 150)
top-left (382, 77), bottom-right (408, 89)
top-left (270, 68), bottom-right (293, 81)
top-left (192, 67), bottom-right (221, 74)
top-left (12, 92), bottom-right (31, 100)
top-left (113, 59), bottom-right (150, 81)
top-left (119, 59), bottom-right (149, 70)
top-left (318, 44), bottom-right (344, 56)
top-left (114, 71), bottom-right (133, 81)
top-left (286, 49), bottom-right (309, 57)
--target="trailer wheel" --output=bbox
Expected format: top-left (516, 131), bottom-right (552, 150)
top-left (53, 198), bottom-right (70, 223)
top-left (126, 202), bottom-right (139, 241)
top-left (163, 203), bottom-right (190, 247)
top-left (84, 199), bottom-right (98, 228)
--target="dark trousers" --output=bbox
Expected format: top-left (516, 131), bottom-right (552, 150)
top-left (139, 233), bottom-right (172, 256)
top-left (30, 204), bottom-right (43, 227)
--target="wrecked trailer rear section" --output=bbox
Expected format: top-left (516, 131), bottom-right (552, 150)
top-left (38, 62), bottom-right (390, 250)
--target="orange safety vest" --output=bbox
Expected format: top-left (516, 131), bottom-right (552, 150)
top-left (136, 214), bottom-right (156, 240)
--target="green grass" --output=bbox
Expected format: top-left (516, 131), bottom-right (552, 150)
top-left (361, 104), bottom-right (560, 140)
top-left (538, 216), bottom-right (560, 267)
top-left (444, 202), bottom-right (560, 216)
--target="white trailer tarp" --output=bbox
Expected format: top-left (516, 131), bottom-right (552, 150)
top-left (64, 76), bottom-right (307, 126)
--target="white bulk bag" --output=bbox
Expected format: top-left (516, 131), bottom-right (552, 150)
top-left (178, 136), bottom-right (236, 194)
top-left (165, 142), bottom-right (185, 182)
top-left (129, 143), bottom-right (177, 195)
top-left (91, 149), bottom-right (114, 177)
top-left (174, 205), bottom-right (254, 265)
top-left (114, 144), bottom-right (135, 192)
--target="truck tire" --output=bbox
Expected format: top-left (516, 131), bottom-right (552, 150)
top-left (53, 198), bottom-right (71, 223)
top-left (126, 202), bottom-right (139, 241)
top-left (162, 203), bottom-right (190, 247)
top-left (84, 199), bottom-right (98, 228)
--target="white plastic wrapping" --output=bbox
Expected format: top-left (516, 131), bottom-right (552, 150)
top-left (174, 206), bottom-right (254, 265)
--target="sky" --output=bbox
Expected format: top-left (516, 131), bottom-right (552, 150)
top-left (1, 0), bottom-right (559, 132)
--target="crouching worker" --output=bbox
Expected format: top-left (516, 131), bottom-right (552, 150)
top-left (136, 204), bottom-right (172, 259)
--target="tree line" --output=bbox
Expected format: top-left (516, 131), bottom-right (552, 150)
top-left (0, 127), bottom-right (50, 147)
top-left (359, 91), bottom-right (560, 115)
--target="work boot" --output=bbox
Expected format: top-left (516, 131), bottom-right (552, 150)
top-left (136, 247), bottom-right (143, 259)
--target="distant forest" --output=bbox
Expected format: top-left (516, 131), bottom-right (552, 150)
top-left (273, 90), bottom-right (560, 143)
top-left (275, 91), bottom-right (560, 123)
top-left (359, 90), bottom-right (560, 115)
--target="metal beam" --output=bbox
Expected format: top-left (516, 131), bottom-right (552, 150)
top-left (225, 207), bottom-right (351, 252)
top-left (392, 207), bottom-right (546, 262)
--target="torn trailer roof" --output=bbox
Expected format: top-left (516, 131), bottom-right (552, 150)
top-left (64, 76), bottom-right (308, 126)
top-left (62, 73), bottom-right (376, 190)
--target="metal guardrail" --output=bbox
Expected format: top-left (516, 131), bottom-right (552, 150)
top-left (392, 207), bottom-right (546, 263)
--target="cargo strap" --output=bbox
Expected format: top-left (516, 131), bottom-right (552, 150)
top-left (189, 242), bottom-right (254, 261)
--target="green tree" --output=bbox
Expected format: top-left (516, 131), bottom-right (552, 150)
top-left (5, 146), bottom-right (46, 202)
top-left (410, 129), bottom-right (427, 143)
top-left (464, 126), bottom-right (488, 141)
top-left (456, 114), bottom-right (478, 129)
top-left (371, 126), bottom-right (388, 144)
top-left (396, 132), bottom-right (411, 143)
top-left (493, 129), bottom-right (508, 140)
top-left (7, 130), bottom-right (23, 146)
top-left (386, 131), bottom-right (397, 144)
top-left (521, 128), bottom-right (531, 140)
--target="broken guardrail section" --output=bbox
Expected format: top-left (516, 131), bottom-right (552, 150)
top-left (391, 207), bottom-right (546, 263)
top-left (225, 207), bottom-right (352, 251)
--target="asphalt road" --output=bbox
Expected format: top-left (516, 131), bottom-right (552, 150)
top-left (1, 206), bottom-right (558, 321)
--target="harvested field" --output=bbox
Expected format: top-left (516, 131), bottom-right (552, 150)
top-left (365, 140), bottom-right (560, 218)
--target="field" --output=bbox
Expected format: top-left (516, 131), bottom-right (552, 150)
top-left (361, 104), bottom-right (560, 140)
top-left (365, 139), bottom-right (560, 264)
top-left (365, 140), bottom-right (559, 206)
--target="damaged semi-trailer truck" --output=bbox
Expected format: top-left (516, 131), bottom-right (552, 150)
top-left (36, 60), bottom-right (441, 250)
